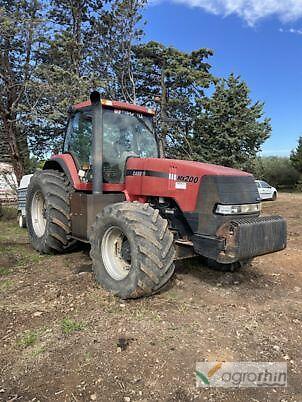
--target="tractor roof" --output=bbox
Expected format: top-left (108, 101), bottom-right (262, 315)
top-left (73, 99), bottom-right (155, 116)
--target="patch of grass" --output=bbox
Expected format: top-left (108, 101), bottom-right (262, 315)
top-left (0, 220), bottom-right (27, 242)
top-left (165, 290), bottom-right (179, 301)
top-left (150, 312), bottom-right (162, 322)
top-left (0, 243), bottom-right (48, 270)
top-left (17, 330), bottom-right (38, 348)
top-left (61, 318), bottom-right (86, 334)
top-left (130, 304), bottom-right (150, 321)
top-left (0, 279), bottom-right (13, 291)
top-left (31, 345), bottom-right (45, 357)
top-left (0, 267), bottom-right (10, 276)
top-left (17, 247), bottom-right (46, 265)
top-left (177, 303), bottom-right (189, 313)
top-left (132, 306), bottom-right (160, 322)
top-left (84, 351), bottom-right (92, 361)
top-left (0, 206), bottom-right (18, 221)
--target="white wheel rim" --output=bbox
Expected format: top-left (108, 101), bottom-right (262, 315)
top-left (19, 215), bottom-right (23, 228)
top-left (101, 226), bottom-right (131, 281)
top-left (31, 191), bottom-right (46, 237)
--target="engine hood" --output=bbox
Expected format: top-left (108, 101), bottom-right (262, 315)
top-left (125, 158), bottom-right (255, 212)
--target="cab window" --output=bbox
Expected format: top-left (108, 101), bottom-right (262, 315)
top-left (65, 108), bottom-right (92, 168)
top-left (64, 107), bottom-right (157, 183)
top-left (102, 109), bottom-right (158, 183)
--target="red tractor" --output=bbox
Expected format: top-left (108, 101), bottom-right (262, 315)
top-left (26, 92), bottom-right (287, 299)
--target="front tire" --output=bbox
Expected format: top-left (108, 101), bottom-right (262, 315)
top-left (89, 202), bottom-right (175, 299)
top-left (26, 170), bottom-right (74, 253)
top-left (272, 192), bottom-right (277, 201)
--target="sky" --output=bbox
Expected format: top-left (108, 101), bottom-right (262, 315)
top-left (143, 0), bottom-right (302, 156)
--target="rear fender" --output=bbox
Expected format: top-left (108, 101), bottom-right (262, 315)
top-left (43, 154), bottom-right (81, 189)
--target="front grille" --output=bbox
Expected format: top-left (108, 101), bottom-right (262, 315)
top-left (184, 175), bottom-right (261, 235)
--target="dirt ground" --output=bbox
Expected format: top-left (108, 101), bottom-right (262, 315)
top-left (0, 193), bottom-right (301, 402)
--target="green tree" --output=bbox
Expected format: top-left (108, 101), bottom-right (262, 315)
top-left (30, 0), bottom-right (106, 157)
top-left (0, 0), bottom-right (45, 181)
top-left (30, 0), bottom-right (146, 158)
top-left (187, 74), bottom-right (271, 169)
top-left (91, 0), bottom-right (146, 102)
top-left (133, 41), bottom-right (215, 156)
top-left (252, 156), bottom-right (300, 188)
top-left (290, 136), bottom-right (302, 173)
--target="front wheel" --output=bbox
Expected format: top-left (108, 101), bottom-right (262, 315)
top-left (89, 202), bottom-right (175, 299)
top-left (272, 192), bottom-right (277, 201)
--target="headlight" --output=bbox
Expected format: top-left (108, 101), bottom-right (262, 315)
top-left (215, 203), bottom-right (261, 215)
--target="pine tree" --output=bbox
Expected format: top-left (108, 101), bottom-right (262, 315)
top-left (133, 41), bottom-right (215, 156)
top-left (91, 0), bottom-right (146, 102)
top-left (290, 137), bottom-right (302, 173)
top-left (30, 0), bottom-right (146, 158)
top-left (30, 0), bottom-right (107, 157)
top-left (187, 74), bottom-right (271, 169)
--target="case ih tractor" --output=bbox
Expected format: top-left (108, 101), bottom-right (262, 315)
top-left (26, 91), bottom-right (287, 299)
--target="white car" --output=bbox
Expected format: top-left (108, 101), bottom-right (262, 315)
top-left (255, 180), bottom-right (277, 201)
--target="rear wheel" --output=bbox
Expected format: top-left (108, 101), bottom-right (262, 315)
top-left (89, 202), bottom-right (175, 299)
top-left (26, 170), bottom-right (75, 253)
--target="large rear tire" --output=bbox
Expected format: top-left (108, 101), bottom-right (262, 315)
top-left (89, 202), bottom-right (175, 299)
top-left (26, 170), bottom-right (75, 253)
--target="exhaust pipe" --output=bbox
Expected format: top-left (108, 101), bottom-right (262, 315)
top-left (90, 91), bottom-right (103, 194)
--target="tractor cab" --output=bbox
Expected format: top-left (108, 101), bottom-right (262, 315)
top-left (64, 97), bottom-right (158, 184)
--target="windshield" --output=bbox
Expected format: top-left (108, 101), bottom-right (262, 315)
top-left (65, 107), bottom-right (158, 183)
top-left (103, 109), bottom-right (157, 158)
top-left (102, 109), bottom-right (158, 182)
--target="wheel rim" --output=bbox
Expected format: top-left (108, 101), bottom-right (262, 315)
top-left (101, 226), bottom-right (131, 281)
top-left (18, 215), bottom-right (23, 228)
top-left (31, 191), bottom-right (46, 237)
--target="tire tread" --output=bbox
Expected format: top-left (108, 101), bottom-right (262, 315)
top-left (89, 201), bottom-right (175, 298)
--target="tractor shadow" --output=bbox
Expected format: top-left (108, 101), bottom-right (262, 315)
top-left (173, 257), bottom-right (277, 292)
top-left (68, 246), bottom-right (277, 296)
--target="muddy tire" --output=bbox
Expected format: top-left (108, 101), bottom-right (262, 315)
top-left (26, 170), bottom-right (75, 253)
top-left (89, 202), bottom-right (175, 299)
top-left (206, 258), bottom-right (252, 272)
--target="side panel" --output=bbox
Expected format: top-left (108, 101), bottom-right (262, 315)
top-left (70, 193), bottom-right (125, 240)
top-left (125, 158), bottom-right (202, 211)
